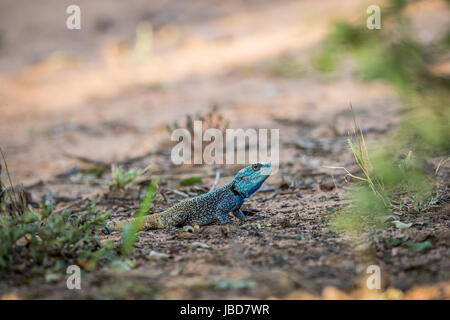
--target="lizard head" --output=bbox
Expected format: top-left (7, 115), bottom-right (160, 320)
top-left (231, 163), bottom-right (271, 198)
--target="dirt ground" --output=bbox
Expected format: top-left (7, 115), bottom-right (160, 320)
top-left (0, 0), bottom-right (449, 299)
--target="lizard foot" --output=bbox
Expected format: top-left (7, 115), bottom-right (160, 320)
top-left (244, 215), bottom-right (259, 221)
top-left (102, 226), bottom-right (112, 235)
top-left (102, 221), bottom-right (117, 235)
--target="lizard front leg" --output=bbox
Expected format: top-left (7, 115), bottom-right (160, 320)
top-left (231, 209), bottom-right (247, 221)
top-left (213, 191), bottom-right (245, 225)
top-left (215, 201), bottom-right (235, 225)
top-left (232, 209), bottom-right (258, 222)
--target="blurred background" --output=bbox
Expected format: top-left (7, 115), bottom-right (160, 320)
top-left (0, 0), bottom-right (446, 185)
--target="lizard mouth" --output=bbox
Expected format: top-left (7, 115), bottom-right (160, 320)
top-left (260, 166), bottom-right (272, 176)
top-left (251, 167), bottom-right (271, 181)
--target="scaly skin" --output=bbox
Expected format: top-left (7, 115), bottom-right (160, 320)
top-left (106, 163), bottom-right (271, 231)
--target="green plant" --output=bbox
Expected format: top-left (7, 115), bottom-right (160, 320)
top-left (313, 11), bottom-right (429, 93)
top-left (122, 179), bottom-right (159, 256)
top-left (179, 176), bottom-right (203, 186)
top-left (397, 90), bottom-right (450, 154)
top-left (330, 187), bottom-right (389, 235)
top-left (110, 164), bottom-right (139, 190)
top-left (328, 110), bottom-right (435, 234)
top-left (443, 30), bottom-right (450, 49)
top-left (321, 2), bottom-right (448, 236)
top-left (0, 148), bottom-right (114, 275)
top-left (312, 48), bottom-right (337, 73)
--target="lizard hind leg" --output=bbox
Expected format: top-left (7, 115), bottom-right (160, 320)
top-left (217, 211), bottom-right (232, 224)
top-left (158, 210), bottom-right (188, 228)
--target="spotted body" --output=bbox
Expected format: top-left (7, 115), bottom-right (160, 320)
top-left (107, 163), bottom-right (271, 231)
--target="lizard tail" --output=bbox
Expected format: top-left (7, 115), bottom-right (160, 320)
top-left (104, 211), bottom-right (188, 233)
top-left (105, 212), bottom-right (169, 232)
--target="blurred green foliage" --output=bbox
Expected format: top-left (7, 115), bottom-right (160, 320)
top-left (407, 239), bottom-right (433, 252)
top-left (0, 201), bottom-right (114, 273)
top-left (318, 1), bottom-right (449, 235)
top-left (330, 187), bottom-right (388, 234)
top-left (331, 142), bottom-right (435, 235)
top-left (313, 20), bottom-right (430, 93)
top-left (396, 91), bottom-right (450, 154)
top-left (443, 30), bottom-right (450, 49)
top-left (0, 147), bottom-right (114, 276)
top-left (180, 176), bottom-right (203, 186)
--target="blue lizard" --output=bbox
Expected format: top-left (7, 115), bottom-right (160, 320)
top-left (106, 163), bottom-right (271, 231)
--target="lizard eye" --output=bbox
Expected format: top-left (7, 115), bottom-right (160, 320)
top-left (252, 163), bottom-right (261, 171)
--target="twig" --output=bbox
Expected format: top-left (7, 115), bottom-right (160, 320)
top-left (322, 166), bottom-right (368, 182)
top-left (209, 169), bottom-right (222, 192)
top-left (63, 152), bottom-right (109, 167)
top-left (53, 198), bottom-right (89, 215)
top-left (258, 186), bottom-right (276, 192)
top-left (165, 188), bottom-right (189, 198)
top-left (0, 147), bottom-right (21, 214)
top-left (435, 157), bottom-right (450, 176)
